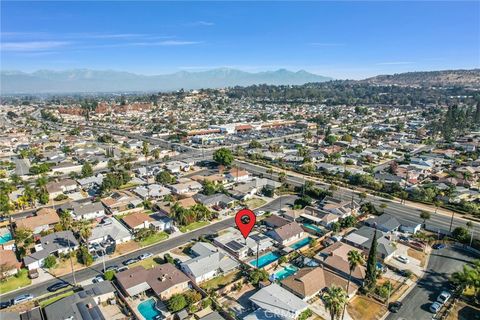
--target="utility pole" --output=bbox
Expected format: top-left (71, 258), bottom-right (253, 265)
top-left (449, 211), bottom-right (455, 233)
top-left (67, 239), bottom-right (77, 286)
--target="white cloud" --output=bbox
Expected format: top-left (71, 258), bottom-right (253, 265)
top-left (186, 21), bottom-right (215, 27)
top-left (132, 40), bottom-right (202, 46)
top-left (309, 42), bottom-right (345, 47)
top-left (1, 41), bottom-right (70, 51)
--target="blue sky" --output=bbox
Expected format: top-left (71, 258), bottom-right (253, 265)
top-left (1, 1), bottom-right (479, 79)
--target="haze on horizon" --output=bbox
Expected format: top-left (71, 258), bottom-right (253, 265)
top-left (1, 1), bottom-right (479, 80)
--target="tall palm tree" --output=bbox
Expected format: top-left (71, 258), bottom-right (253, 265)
top-left (323, 286), bottom-right (348, 320)
top-left (419, 210), bottom-right (431, 229)
top-left (342, 250), bottom-right (364, 319)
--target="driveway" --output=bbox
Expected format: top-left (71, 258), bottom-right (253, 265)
top-left (386, 245), bottom-right (478, 320)
top-left (385, 244), bottom-right (424, 277)
top-left (254, 195), bottom-right (298, 213)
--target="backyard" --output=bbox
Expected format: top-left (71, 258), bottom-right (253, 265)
top-left (200, 270), bottom-right (241, 291)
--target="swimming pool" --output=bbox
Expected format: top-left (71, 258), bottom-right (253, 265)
top-left (303, 223), bottom-right (323, 235)
top-left (275, 265), bottom-right (299, 280)
top-left (250, 252), bottom-right (281, 268)
top-left (290, 237), bottom-right (312, 250)
top-left (0, 232), bottom-right (13, 245)
top-left (137, 298), bottom-right (162, 320)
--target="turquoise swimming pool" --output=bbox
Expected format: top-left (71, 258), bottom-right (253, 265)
top-left (275, 265), bottom-right (299, 280)
top-left (303, 223), bottom-right (323, 235)
top-left (290, 237), bottom-right (312, 250)
top-left (0, 232), bottom-right (13, 245)
top-left (250, 251), bottom-right (281, 268)
top-left (138, 298), bottom-right (162, 320)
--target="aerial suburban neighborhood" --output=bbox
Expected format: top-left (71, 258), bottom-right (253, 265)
top-left (1, 1), bottom-right (480, 320)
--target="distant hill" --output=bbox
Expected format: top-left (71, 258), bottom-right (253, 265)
top-left (0, 68), bottom-right (332, 94)
top-left (362, 69), bottom-right (480, 88)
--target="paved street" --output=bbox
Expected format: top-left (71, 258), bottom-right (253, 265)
top-left (386, 245), bottom-right (478, 320)
top-left (235, 160), bottom-right (480, 235)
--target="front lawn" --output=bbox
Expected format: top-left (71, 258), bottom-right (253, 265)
top-left (0, 269), bottom-right (31, 294)
top-left (39, 290), bottom-right (74, 307)
top-left (244, 198), bottom-right (266, 209)
top-left (131, 256), bottom-right (163, 269)
top-left (180, 221), bottom-right (210, 233)
top-left (200, 270), bottom-right (240, 291)
top-left (347, 296), bottom-right (387, 320)
top-left (139, 231), bottom-right (169, 247)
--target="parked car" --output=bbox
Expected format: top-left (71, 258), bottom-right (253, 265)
top-left (396, 255), bottom-right (410, 264)
top-left (28, 269), bottom-right (39, 279)
top-left (13, 294), bottom-right (34, 305)
top-left (255, 210), bottom-right (266, 216)
top-left (437, 291), bottom-right (451, 304)
top-left (0, 300), bottom-right (11, 309)
top-left (117, 266), bottom-right (129, 272)
top-left (92, 275), bottom-right (104, 283)
top-left (138, 252), bottom-right (153, 260)
top-left (429, 301), bottom-right (442, 313)
top-left (388, 301), bottom-right (402, 313)
top-left (102, 265), bottom-right (119, 273)
top-left (123, 258), bottom-right (139, 266)
top-left (433, 243), bottom-right (446, 250)
top-left (47, 281), bottom-right (70, 292)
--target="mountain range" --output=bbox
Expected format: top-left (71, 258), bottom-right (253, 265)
top-left (0, 68), bottom-right (332, 94)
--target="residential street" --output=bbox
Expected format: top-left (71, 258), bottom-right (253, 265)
top-left (386, 245), bottom-right (478, 320)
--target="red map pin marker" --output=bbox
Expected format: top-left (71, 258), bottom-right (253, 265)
top-left (235, 208), bottom-right (256, 239)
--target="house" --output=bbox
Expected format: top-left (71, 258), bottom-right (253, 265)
top-left (193, 193), bottom-right (236, 209)
top-left (71, 201), bottom-right (106, 221)
top-left (88, 218), bottom-right (132, 245)
top-left (316, 242), bottom-right (366, 284)
top-left (280, 267), bottom-right (358, 300)
top-left (46, 179), bottom-right (78, 200)
top-left (24, 231), bottom-right (79, 270)
top-left (364, 213), bottom-right (421, 234)
top-left (320, 196), bottom-right (360, 218)
top-left (44, 281), bottom-right (116, 320)
top-left (116, 264), bottom-right (190, 299)
top-left (246, 283), bottom-right (308, 320)
top-left (180, 242), bottom-right (239, 283)
top-left (122, 212), bottom-right (154, 231)
top-left (169, 180), bottom-right (203, 195)
top-left (15, 208), bottom-right (59, 234)
top-left (229, 182), bottom-right (258, 200)
top-left (51, 162), bottom-right (82, 175)
top-left (0, 250), bottom-right (21, 278)
top-left (213, 227), bottom-right (273, 259)
top-left (148, 213), bottom-right (174, 232)
top-left (302, 206), bottom-right (340, 228)
top-left (267, 222), bottom-right (304, 246)
top-left (343, 226), bottom-right (396, 260)
top-left (263, 215), bottom-right (290, 228)
top-left (165, 160), bottom-right (191, 173)
top-left (101, 191), bottom-right (143, 215)
top-left (77, 173), bottom-right (104, 190)
top-left (132, 184), bottom-right (171, 200)
top-left (176, 197), bottom-right (197, 209)
top-left (226, 169), bottom-right (250, 182)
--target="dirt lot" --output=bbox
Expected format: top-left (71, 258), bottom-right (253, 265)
top-left (112, 241), bottom-right (140, 256)
top-left (407, 248), bottom-right (427, 267)
top-left (347, 296), bottom-right (387, 320)
top-left (446, 300), bottom-right (480, 320)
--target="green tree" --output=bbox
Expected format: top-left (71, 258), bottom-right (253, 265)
top-left (77, 246), bottom-right (93, 266)
top-left (249, 140), bottom-right (262, 149)
top-left (167, 294), bottom-right (187, 312)
top-left (323, 286), bottom-right (348, 320)
top-left (364, 228), bottom-right (378, 292)
top-left (450, 260), bottom-right (480, 300)
top-left (43, 255), bottom-right (57, 269)
top-left (419, 210), bottom-right (431, 228)
top-left (331, 222), bottom-right (341, 234)
top-left (104, 270), bottom-right (116, 281)
top-left (142, 141), bottom-right (150, 165)
top-left (452, 227), bottom-right (470, 243)
top-left (81, 162), bottom-right (93, 178)
top-left (249, 269), bottom-right (268, 285)
top-left (155, 171), bottom-right (176, 185)
top-left (213, 148), bottom-right (234, 166)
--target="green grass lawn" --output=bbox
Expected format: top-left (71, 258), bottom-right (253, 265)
top-left (39, 290), bottom-right (74, 307)
top-left (244, 198), bottom-right (267, 209)
top-left (179, 221), bottom-right (210, 233)
top-left (130, 256), bottom-right (163, 269)
top-left (0, 269), bottom-right (31, 294)
top-left (200, 270), bottom-right (240, 291)
top-left (139, 231), bottom-right (169, 247)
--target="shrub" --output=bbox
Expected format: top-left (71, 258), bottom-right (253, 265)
top-left (43, 255), bottom-right (57, 269)
top-left (167, 294), bottom-right (187, 312)
top-left (104, 270), bottom-right (116, 281)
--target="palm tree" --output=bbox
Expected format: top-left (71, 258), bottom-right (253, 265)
top-left (419, 210), bottom-right (431, 229)
top-left (341, 250), bottom-right (364, 319)
top-left (323, 286), bottom-right (348, 320)
top-left (22, 184), bottom-right (36, 208)
top-left (9, 174), bottom-right (22, 187)
top-left (433, 200), bottom-right (442, 214)
top-left (466, 221), bottom-right (474, 247)
top-left (74, 219), bottom-right (92, 243)
top-left (59, 211), bottom-right (73, 231)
